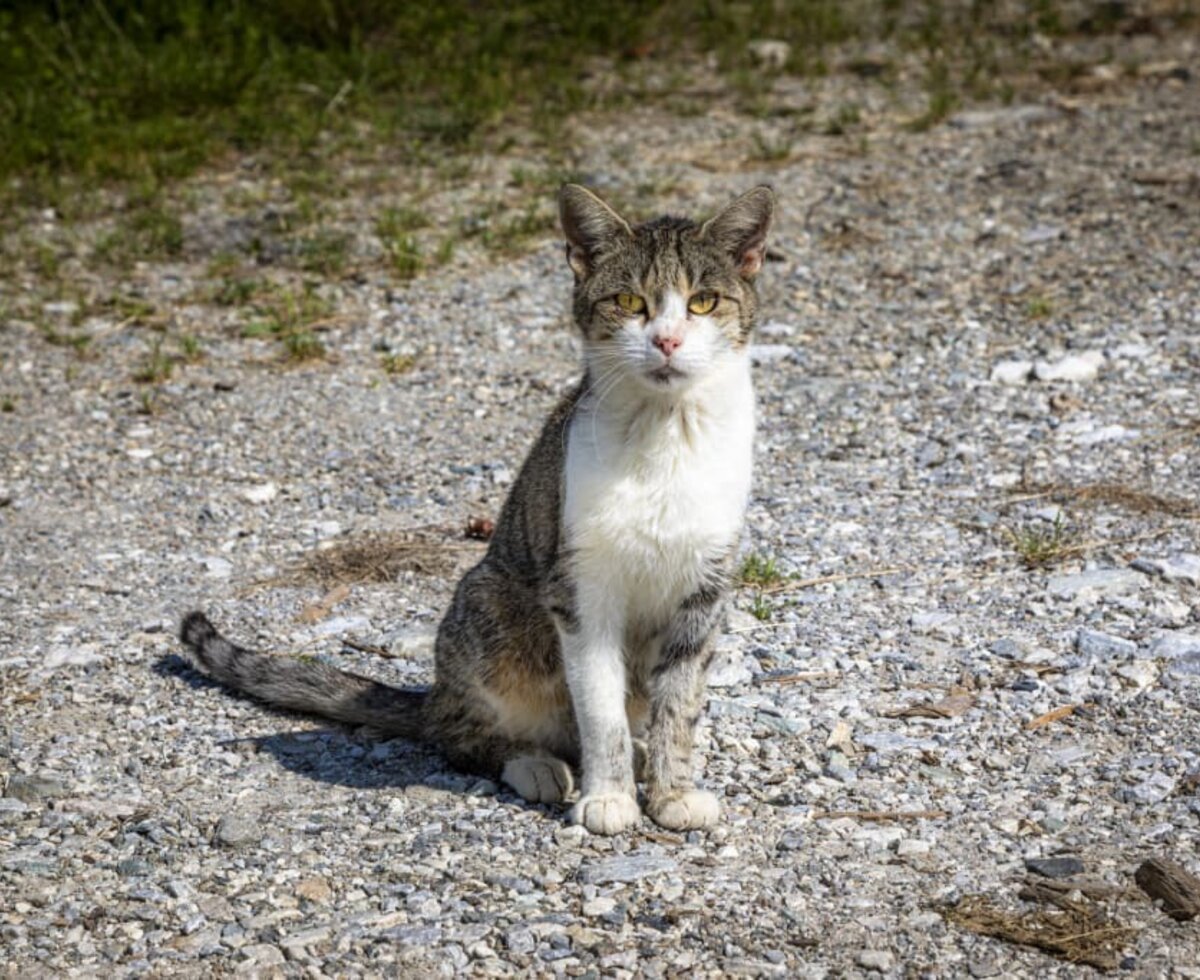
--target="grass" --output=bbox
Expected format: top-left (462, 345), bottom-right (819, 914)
top-left (6, 2), bottom-right (1180, 220)
top-left (1024, 294), bottom-right (1055, 320)
top-left (1003, 514), bottom-right (1080, 567)
top-left (740, 553), bottom-right (786, 622)
top-left (380, 353), bottom-right (416, 375)
top-left (243, 285), bottom-right (333, 361)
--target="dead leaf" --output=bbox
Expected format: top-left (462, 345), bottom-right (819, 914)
top-left (825, 719), bottom-right (855, 755)
top-left (1025, 703), bottom-right (1091, 731)
top-left (297, 584), bottom-right (351, 624)
top-left (886, 687), bottom-right (975, 720)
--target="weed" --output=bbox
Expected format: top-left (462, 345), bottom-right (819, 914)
top-left (750, 592), bottom-right (773, 622)
top-left (1004, 514), bottom-right (1079, 567)
top-left (1, 396), bottom-right (14, 413)
top-left (1025, 295), bottom-right (1055, 320)
top-left (822, 103), bottom-right (861, 136)
top-left (381, 233), bottom-right (422, 279)
top-left (740, 553), bottom-right (785, 588)
top-left (283, 331), bottom-right (325, 362)
top-left (750, 131), bottom-right (793, 162)
top-left (96, 204), bottom-right (184, 265)
top-left (378, 206), bottom-right (430, 234)
top-left (179, 334), bottom-right (203, 362)
top-left (214, 277), bottom-right (261, 306)
top-left (133, 337), bottom-right (176, 384)
top-left (381, 353), bottom-right (416, 375)
top-left (295, 229), bottom-right (352, 276)
top-left (433, 236), bottom-right (457, 267)
top-left (40, 325), bottom-right (92, 353)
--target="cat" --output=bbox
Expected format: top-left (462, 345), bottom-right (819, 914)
top-left (180, 182), bottom-right (774, 835)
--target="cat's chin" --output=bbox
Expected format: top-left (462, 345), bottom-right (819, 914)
top-left (642, 365), bottom-right (692, 390)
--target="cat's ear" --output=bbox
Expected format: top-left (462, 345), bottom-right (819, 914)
top-left (701, 185), bottom-right (775, 279)
top-left (559, 184), bottom-right (632, 278)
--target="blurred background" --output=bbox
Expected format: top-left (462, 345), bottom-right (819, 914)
top-left (0, 0), bottom-right (1195, 379)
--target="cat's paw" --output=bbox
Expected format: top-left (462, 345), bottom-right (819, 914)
top-left (647, 789), bottom-right (721, 830)
top-left (501, 754), bottom-right (575, 804)
top-left (571, 792), bottom-right (641, 834)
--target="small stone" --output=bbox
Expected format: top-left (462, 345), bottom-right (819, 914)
top-left (1025, 856), bottom-right (1085, 878)
top-left (896, 839), bottom-right (931, 858)
top-left (749, 344), bottom-right (796, 365)
top-left (554, 825), bottom-right (587, 847)
top-left (5, 773), bottom-right (68, 803)
top-left (857, 949), bottom-right (895, 971)
top-left (990, 360), bottom-right (1033, 385)
top-left (708, 637), bottom-right (753, 688)
top-left (1076, 629), bottom-right (1137, 660)
top-left (1118, 772), bottom-right (1175, 806)
top-left (242, 483), bottom-right (278, 504)
top-left (385, 625), bottom-right (437, 659)
top-left (1047, 568), bottom-right (1143, 601)
top-left (1149, 632), bottom-right (1200, 660)
top-left (1034, 351), bottom-right (1104, 383)
top-left (238, 944), bottom-right (285, 969)
top-left (309, 615), bottom-right (372, 637)
top-left (580, 853), bottom-right (678, 885)
top-left (201, 556), bottom-right (233, 579)
top-left (583, 896), bottom-right (617, 917)
top-left (214, 812), bottom-right (261, 848)
top-left (747, 39), bottom-right (791, 71)
top-left (969, 958), bottom-right (1004, 978)
top-left (295, 876), bottom-right (332, 904)
top-left (1130, 554), bottom-right (1200, 586)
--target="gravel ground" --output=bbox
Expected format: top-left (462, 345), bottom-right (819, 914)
top-left (3, 36), bottom-right (1200, 978)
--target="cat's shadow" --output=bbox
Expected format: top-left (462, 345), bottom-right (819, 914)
top-left (154, 654), bottom-right (542, 806)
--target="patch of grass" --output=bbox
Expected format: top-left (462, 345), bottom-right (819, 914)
top-left (740, 553), bottom-right (785, 588)
top-left (95, 203), bottom-right (184, 266)
top-left (822, 102), bottom-right (861, 136)
top-left (295, 229), bottom-right (352, 276)
top-left (243, 285), bottom-right (333, 361)
top-left (179, 334), bottom-right (203, 362)
top-left (1, 396), bottom-right (15, 413)
top-left (133, 337), bottom-right (176, 384)
top-left (213, 276), bottom-right (262, 307)
top-left (482, 205), bottom-right (556, 256)
top-left (1024, 294), bottom-right (1055, 320)
top-left (40, 325), bottom-right (92, 353)
top-left (380, 353), bottom-right (416, 375)
top-left (750, 131), bottom-right (793, 162)
top-left (380, 232), bottom-right (423, 280)
top-left (1003, 514), bottom-right (1080, 567)
top-left (378, 206), bottom-right (430, 234)
top-left (749, 592), bottom-right (773, 622)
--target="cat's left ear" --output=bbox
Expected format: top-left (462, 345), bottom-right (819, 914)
top-left (701, 185), bottom-right (775, 279)
top-left (559, 184), bottom-right (632, 278)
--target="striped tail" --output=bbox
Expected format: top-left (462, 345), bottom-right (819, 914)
top-left (178, 611), bottom-right (428, 740)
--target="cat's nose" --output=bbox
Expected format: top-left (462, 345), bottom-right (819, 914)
top-left (652, 334), bottom-right (683, 357)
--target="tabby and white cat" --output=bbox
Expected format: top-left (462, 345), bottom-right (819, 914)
top-left (181, 183), bottom-right (775, 834)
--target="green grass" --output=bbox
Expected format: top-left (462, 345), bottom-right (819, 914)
top-left (380, 352), bottom-right (416, 375)
top-left (243, 284), bottom-right (332, 361)
top-left (4, 2), bottom-right (1168, 218)
top-left (1004, 514), bottom-right (1080, 567)
top-left (739, 553), bottom-right (785, 588)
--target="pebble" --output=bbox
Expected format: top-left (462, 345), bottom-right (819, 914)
top-left (990, 359), bottom-right (1033, 385)
top-left (857, 949), bottom-right (896, 971)
top-left (385, 625), bottom-right (438, 659)
top-left (214, 813), bottom-right (262, 848)
top-left (1033, 351), bottom-right (1105, 382)
top-left (1132, 554), bottom-right (1200, 586)
top-left (242, 483), bottom-right (279, 504)
top-left (5, 773), bottom-right (68, 803)
top-left (1024, 856), bottom-right (1085, 878)
top-left (579, 853), bottom-right (678, 885)
top-left (1148, 632), bottom-right (1200, 660)
top-left (1047, 568), bottom-right (1144, 601)
top-left (1076, 629), bottom-right (1137, 660)
top-left (1117, 771), bottom-right (1175, 805)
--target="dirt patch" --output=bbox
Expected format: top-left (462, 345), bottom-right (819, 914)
top-left (274, 527), bottom-right (485, 587)
top-left (1014, 482), bottom-right (1200, 519)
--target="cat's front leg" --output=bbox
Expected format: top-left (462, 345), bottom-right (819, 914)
top-left (643, 585), bottom-right (725, 830)
top-left (560, 617), bottom-right (640, 835)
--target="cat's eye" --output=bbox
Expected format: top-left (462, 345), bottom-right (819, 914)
top-left (616, 293), bottom-right (647, 315)
top-left (687, 293), bottom-right (718, 315)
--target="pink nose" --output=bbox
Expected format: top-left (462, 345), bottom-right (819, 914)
top-left (653, 335), bottom-right (683, 357)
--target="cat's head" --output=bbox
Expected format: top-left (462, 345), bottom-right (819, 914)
top-left (559, 184), bottom-right (774, 393)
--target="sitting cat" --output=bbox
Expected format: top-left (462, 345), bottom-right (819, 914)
top-left (180, 182), bottom-right (775, 834)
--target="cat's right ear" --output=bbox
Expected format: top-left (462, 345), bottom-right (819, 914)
top-left (559, 184), bottom-right (632, 278)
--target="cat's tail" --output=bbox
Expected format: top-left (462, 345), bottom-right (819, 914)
top-left (178, 611), bottom-right (428, 740)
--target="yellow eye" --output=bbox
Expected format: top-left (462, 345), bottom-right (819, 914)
top-left (688, 293), bottom-right (718, 315)
top-left (616, 293), bottom-right (646, 314)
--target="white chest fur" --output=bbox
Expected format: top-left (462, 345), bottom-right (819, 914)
top-left (563, 360), bottom-right (755, 628)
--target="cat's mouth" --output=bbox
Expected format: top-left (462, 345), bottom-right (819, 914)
top-left (647, 365), bottom-right (687, 385)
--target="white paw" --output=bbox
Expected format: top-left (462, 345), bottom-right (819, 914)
top-left (647, 789), bottom-right (721, 830)
top-left (571, 792), bottom-right (641, 835)
top-left (501, 754), bottom-right (574, 804)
